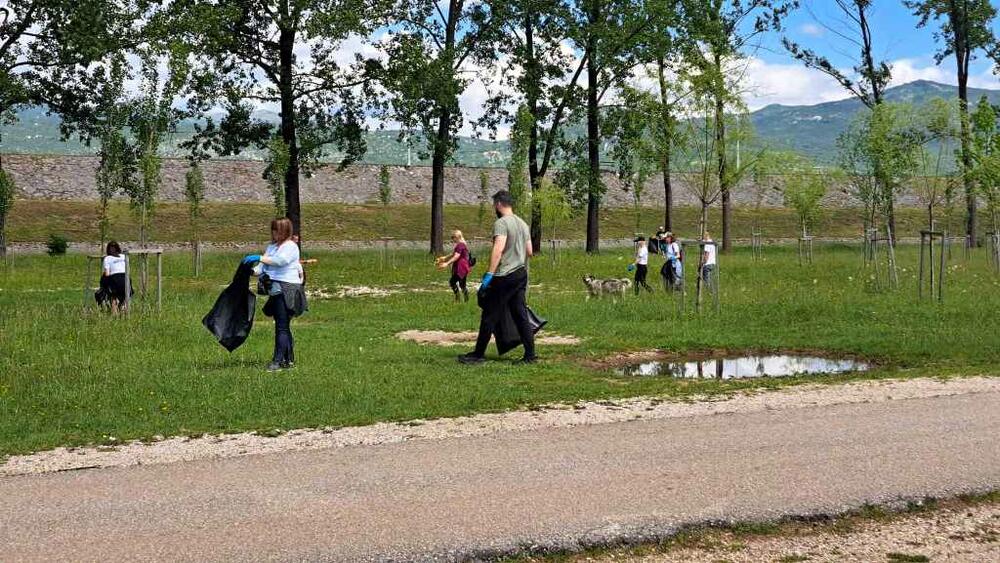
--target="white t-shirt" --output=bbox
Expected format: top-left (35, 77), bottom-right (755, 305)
top-left (262, 241), bottom-right (301, 284)
top-left (636, 245), bottom-right (648, 265)
top-left (668, 242), bottom-right (681, 261)
top-left (703, 241), bottom-right (717, 266)
top-left (103, 254), bottom-right (126, 275)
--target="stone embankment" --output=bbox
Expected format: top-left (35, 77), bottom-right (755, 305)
top-left (4, 153), bottom-right (933, 208)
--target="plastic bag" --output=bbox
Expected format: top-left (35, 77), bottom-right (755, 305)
top-left (202, 262), bottom-right (257, 352)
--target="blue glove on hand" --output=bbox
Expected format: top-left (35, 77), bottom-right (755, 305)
top-left (627, 264), bottom-right (636, 272)
top-left (479, 272), bottom-right (494, 292)
top-left (241, 254), bottom-right (262, 265)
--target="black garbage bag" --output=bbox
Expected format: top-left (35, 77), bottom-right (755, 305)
top-left (660, 261), bottom-right (674, 285)
top-left (477, 286), bottom-right (547, 356)
top-left (495, 306), bottom-right (547, 355)
top-left (202, 262), bottom-right (257, 352)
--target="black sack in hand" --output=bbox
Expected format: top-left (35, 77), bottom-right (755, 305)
top-left (495, 306), bottom-right (547, 356)
top-left (203, 262), bottom-right (257, 352)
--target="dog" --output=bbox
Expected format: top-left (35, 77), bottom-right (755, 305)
top-left (582, 274), bottom-right (632, 299)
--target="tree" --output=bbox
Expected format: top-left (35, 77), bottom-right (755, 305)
top-left (506, 105), bottom-right (533, 208)
top-left (970, 96), bottom-right (1000, 255)
top-left (176, 0), bottom-right (378, 240)
top-left (783, 0), bottom-right (896, 237)
top-left (783, 1), bottom-right (890, 110)
top-left (576, 0), bottom-right (655, 253)
top-left (776, 154), bottom-right (831, 240)
top-left (906, 0), bottom-right (998, 246)
top-left (477, 169), bottom-right (490, 229)
top-left (184, 162), bottom-right (206, 276)
top-left (913, 97), bottom-right (958, 231)
top-left (606, 87), bottom-right (657, 231)
top-left (265, 137), bottom-right (291, 218)
top-left (377, 164), bottom-right (392, 232)
top-left (480, 0), bottom-right (586, 251)
top-left (680, 91), bottom-right (758, 307)
top-left (637, 0), bottom-right (690, 232)
top-left (374, 0), bottom-right (503, 253)
top-left (534, 177), bottom-right (572, 246)
top-left (128, 53), bottom-right (190, 248)
top-left (681, 0), bottom-right (795, 253)
top-left (838, 102), bottom-right (923, 285)
top-left (1, 0), bottom-right (142, 171)
top-left (0, 167), bottom-right (14, 257)
top-left (91, 56), bottom-right (136, 250)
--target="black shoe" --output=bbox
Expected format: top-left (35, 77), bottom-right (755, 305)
top-left (515, 356), bottom-right (538, 365)
top-left (281, 361), bottom-right (295, 370)
top-left (458, 353), bottom-right (486, 365)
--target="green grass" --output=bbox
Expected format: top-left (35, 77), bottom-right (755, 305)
top-left (1, 243), bottom-right (999, 457)
top-left (885, 553), bottom-right (931, 563)
top-left (5, 200), bottom-right (965, 244)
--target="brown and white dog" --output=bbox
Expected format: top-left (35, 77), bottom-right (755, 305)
top-left (582, 274), bottom-right (632, 299)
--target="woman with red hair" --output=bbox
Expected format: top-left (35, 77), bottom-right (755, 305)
top-left (242, 218), bottom-right (307, 371)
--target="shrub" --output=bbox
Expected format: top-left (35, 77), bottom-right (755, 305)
top-left (46, 234), bottom-right (69, 256)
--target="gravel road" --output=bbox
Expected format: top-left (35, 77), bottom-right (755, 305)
top-left (1, 387), bottom-right (997, 562)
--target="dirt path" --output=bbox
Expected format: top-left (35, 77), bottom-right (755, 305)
top-left (1, 384), bottom-right (997, 562)
top-left (4, 376), bottom-right (997, 476)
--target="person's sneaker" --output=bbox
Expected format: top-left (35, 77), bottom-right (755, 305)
top-left (281, 361), bottom-right (295, 370)
top-left (515, 356), bottom-right (538, 365)
top-left (457, 353), bottom-right (486, 365)
top-left (266, 361), bottom-right (284, 372)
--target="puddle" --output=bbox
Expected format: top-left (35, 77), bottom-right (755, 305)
top-left (617, 355), bottom-right (868, 379)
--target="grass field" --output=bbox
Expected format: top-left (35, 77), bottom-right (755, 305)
top-left (4, 200), bottom-right (968, 244)
top-left (1, 243), bottom-right (999, 458)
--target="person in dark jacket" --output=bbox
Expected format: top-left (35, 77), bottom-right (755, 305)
top-left (241, 217), bottom-right (308, 372)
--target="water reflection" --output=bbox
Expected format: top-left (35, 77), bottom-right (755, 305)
top-left (618, 355), bottom-right (868, 379)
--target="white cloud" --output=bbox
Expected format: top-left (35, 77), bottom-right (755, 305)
top-left (887, 57), bottom-right (951, 86)
top-left (799, 23), bottom-right (824, 38)
top-left (737, 57), bottom-right (848, 110)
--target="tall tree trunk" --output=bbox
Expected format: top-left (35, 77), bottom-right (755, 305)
top-left (585, 0), bottom-right (600, 254)
top-left (525, 11), bottom-right (543, 252)
top-left (713, 74), bottom-right (730, 252)
top-left (0, 150), bottom-right (6, 258)
top-left (956, 42), bottom-right (976, 246)
top-left (278, 26), bottom-right (301, 238)
top-left (662, 155), bottom-right (672, 231)
top-left (427, 0), bottom-right (461, 255)
top-left (656, 58), bottom-right (673, 231)
top-left (430, 111), bottom-right (449, 254)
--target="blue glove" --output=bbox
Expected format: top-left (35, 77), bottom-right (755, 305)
top-left (241, 254), bottom-right (262, 265)
top-left (479, 272), bottom-right (494, 292)
top-left (627, 264), bottom-right (635, 272)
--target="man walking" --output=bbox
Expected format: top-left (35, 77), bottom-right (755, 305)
top-left (459, 190), bottom-right (536, 365)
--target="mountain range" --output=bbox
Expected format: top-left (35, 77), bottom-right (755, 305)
top-left (1, 80), bottom-right (998, 167)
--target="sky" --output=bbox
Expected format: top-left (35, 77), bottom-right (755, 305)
top-left (441, 0), bottom-right (1000, 137)
top-left (740, 0), bottom-right (1000, 110)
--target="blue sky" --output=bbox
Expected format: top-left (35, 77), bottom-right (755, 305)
top-left (738, 0), bottom-right (1000, 109)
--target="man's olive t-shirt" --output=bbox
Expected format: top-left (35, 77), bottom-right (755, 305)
top-left (493, 214), bottom-right (530, 277)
